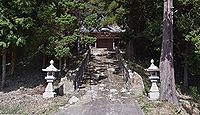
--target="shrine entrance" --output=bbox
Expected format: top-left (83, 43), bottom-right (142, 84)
top-left (91, 32), bottom-right (120, 50)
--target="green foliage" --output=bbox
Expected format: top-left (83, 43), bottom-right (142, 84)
top-left (143, 20), bottom-right (162, 47)
top-left (87, 0), bottom-right (126, 27)
top-left (176, 14), bottom-right (192, 33)
top-left (11, 0), bottom-right (36, 14)
top-left (55, 46), bottom-right (70, 59)
top-left (34, 0), bottom-right (96, 59)
top-left (81, 36), bottom-right (96, 45)
top-left (55, 14), bottom-right (77, 28)
top-left (37, 3), bottom-right (57, 20)
top-left (29, 0), bottom-right (127, 60)
top-left (108, 1), bottom-right (119, 13)
top-left (0, 42), bottom-right (7, 48)
top-left (173, 0), bottom-right (200, 76)
top-left (14, 17), bottom-right (34, 29)
top-left (0, 0), bottom-right (36, 51)
top-left (83, 13), bottom-right (99, 30)
top-left (189, 86), bottom-right (200, 99)
top-left (186, 28), bottom-right (200, 54)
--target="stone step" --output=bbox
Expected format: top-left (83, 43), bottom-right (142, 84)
top-left (55, 103), bottom-right (143, 115)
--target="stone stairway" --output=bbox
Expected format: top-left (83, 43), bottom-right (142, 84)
top-left (54, 48), bottom-right (144, 115)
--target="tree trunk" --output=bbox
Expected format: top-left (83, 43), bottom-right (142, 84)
top-left (63, 58), bottom-right (67, 70)
top-left (160, 0), bottom-right (178, 105)
top-left (127, 39), bottom-right (136, 60)
top-left (1, 50), bottom-right (7, 88)
top-left (59, 58), bottom-right (62, 70)
top-left (77, 38), bottom-right (80, 52)
top-left (10, 49), bottom-right (16, 75)
top-left (59, 58), bottom-right (62, 76)
top-left (183, 46), bottom-right (188, 93)
top-left (42, 53), bottom-right (46, 68)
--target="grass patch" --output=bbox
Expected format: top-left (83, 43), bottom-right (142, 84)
top-left (0, 105), bottom-right (26, 114)
top-left (35, 96), bottom-right (69, 115)
top-left (137, 95), bottom-right (179, 115)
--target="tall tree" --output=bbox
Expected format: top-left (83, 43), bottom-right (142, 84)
top-left (1, 50), bottom-right (6, 88)
top-left (159, 0), bottom-right (178, 105)
top-left (0, 1), bottom-right (28, 88)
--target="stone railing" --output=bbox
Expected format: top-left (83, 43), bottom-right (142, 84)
top-left (116, 48), bottom-right (144, 95)
top-left (116, 48), bottom-right (132, 90)
top-left (55, 48), bottom-right (91, 95)
top-left (74, 48), bottom-right (91, 90)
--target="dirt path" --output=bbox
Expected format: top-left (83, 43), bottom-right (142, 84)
top-left (54, 48), bottom-right (143, 115)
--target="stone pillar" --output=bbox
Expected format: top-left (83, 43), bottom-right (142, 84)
top-left (77, 38), bottom-right (80, 52)
top-left (128, 69), bottom-right (133, 79)
top-left (95, 41), bottom-right (97, 48)
top-left (112, 39), bottom-right (115, 50)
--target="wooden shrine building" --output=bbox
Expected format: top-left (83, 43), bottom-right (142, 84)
top-left (91, 25), bottom-right (125, 50)
top-left (81, 24), bottom-right (125, 50)
top-left (91, 31), bottom-right (120, 50)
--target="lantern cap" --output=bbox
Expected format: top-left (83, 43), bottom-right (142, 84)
top-left (42, 60), bottom-right (60, 72)
top-left (146, 59), bottom-right (159, 72)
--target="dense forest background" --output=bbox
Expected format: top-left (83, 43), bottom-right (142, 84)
top-left (1, 0), bottom-right (200, 96)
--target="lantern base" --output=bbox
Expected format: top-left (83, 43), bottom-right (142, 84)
top-left (148, 91), bottom-right (159, 100)
top-left (43, 91), bottom-right (56, 98)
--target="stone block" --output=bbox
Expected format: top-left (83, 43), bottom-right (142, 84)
top-left (43, 91), bottom-right (56, 98)
top-left (148, 91), bottom-right (159, 100)
top-left (69, 96), bottom-right (79, 104)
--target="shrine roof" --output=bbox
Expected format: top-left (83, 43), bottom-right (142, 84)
top-left (80, 24), bottom-right (125, 33)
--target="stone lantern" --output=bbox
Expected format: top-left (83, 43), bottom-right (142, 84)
top-left (145, 59), bottom-right (160, 100)
top-left (42, 60), bottom-right (60, 98)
